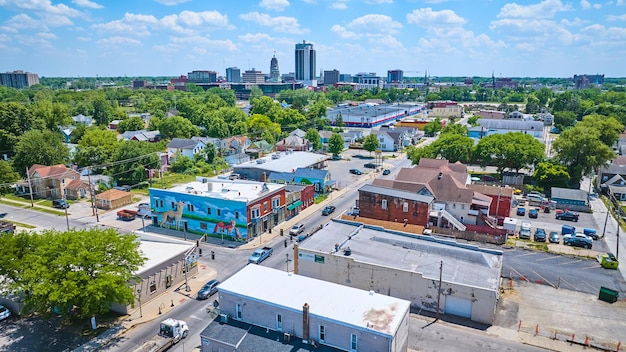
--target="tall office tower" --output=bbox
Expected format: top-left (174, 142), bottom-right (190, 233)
top-left (0, 70), bottom-right (39, 88)
top-left (387, 69), bottom-right (403, 83)
top-left (269, 54), bottom-right (280, 82)
top-left (295, 40), bottom-right (316, 81)
top-left (323, 69), bottom-right (340, 85)
top-left (187, 70), bottom-right (217, 83)
top-left (226, 67), bottom-right (241, 83)
top-left (242, 69), bottom-right (265, 84)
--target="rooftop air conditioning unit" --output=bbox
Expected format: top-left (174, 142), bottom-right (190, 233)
top-left (283, 333), bottom-right (291, 342)
top-left (220, 313), bottom-right (229, 323)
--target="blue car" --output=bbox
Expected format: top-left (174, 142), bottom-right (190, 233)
top-left (517, 207), bottom-right (526, 216)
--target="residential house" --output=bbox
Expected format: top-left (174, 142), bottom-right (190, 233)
top-left (246, 140), bottom-right (273, 158)
top-left (71, 114), bottom-right (93, 127)
top-left (166, 138), bottom-right (207, 162)
top-left (289, 128), bottom-right (306, 138)
top-left (222, 135), bottom-right (251, 156)
top-left (357, 184), bottom-right (433, 226)
top-left (119, 130), bottom-right (161, 142)
top-left (19, 164), bottom-right (90, 200)
top-left (371, 130), bottom-right (400, 152)
top-left (95, 189), bottom-right (133, 210)
top-left (150, 177), bottom-right (286, 241)
top-left (59, 126), bottom-right (75, 143)
top-left (318, 130), bottom-right (333, 149)
top-left (108, 120), bottom-right (121, 130)
top-left (205, 265), bottom-right (411, 352)
top-left (391, 126), bottom-right (422, 146)
top-left (598, 156), bottom-right (626, 198)
top-left (275, 135), bottom-right (310, 152)
top-left (224, 152), bottom-right (251, 166)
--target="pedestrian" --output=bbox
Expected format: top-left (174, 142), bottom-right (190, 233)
top-left (284, 239), bottom-right (287, 248)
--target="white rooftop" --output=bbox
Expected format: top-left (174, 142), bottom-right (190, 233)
top-left (218, 265), bottom-right (410, 337)
top-left (166, 179), bottom-right (283, 202)
top-left (233, 151), bottom-right (328, 173)
top-left (300, 221), bottom-right (503, 292)
top-left (134, 231), bottom-right (195, 275)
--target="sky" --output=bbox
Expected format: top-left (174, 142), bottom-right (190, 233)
top-left (1, 0), bottom-right (625, 78)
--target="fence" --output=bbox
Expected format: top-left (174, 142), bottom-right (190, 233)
top-left (431, 225), bottom-right (507, 245)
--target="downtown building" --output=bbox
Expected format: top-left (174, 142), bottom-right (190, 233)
top-left (295, 40), bottom-right (316, 85)
top-left (0, 70), bottom-right (39, 88)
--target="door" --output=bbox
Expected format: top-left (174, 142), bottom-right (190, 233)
top-left (276, 314), bottom-right (282, 332)
top-left (444, 296), bottom-right (472, 318)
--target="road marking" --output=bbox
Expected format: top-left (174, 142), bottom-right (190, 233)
top-left (189, 315), bottom-right (205, 321)
top-left (534, 256), bottom-right (561, 262)
top-left (581, 265), bottom-right (600, 270)
top-left (558, 259), bottom-right (582, 265)
top-left (532, 271), bottom-right (556, 288)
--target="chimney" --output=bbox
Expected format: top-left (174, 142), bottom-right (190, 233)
top-left (302, 303), bottom-right (310, 343)
top-left (438, 172), bottom-right (442, 180)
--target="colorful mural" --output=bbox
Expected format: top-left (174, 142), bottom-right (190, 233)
top-left (150, 189), bottom-right (249, 241)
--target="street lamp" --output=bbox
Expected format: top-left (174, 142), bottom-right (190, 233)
top-left (63, 191), bottom-right (70, 231)
top-left (137, 289), bottom-right (143, 318)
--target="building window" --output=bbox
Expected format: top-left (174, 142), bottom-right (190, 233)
top-left (235, 211), bottom-right (239, 219)
top-left (276, 314), bottom-right (282, 331)
top-left (251, 208), bottom-right (260, 219)
top-left (272, 198), bottom-right (280, 208)
top-left (149, 281), bottom-right (157, 294)
top-left (319, 325), bottom-right (326, 342)
top-left (263, 202), bottom-right (268, 212)
top-left (207, 208), bottom-right (211, 215)
top-left (187, 204), bottom-right (194, 211)
top-left (350, 334), bottom-right (357, 351)
top-left (217, 209), bottom-right (221, 216)
top-left (200, 223), bottom-right (207, 230)
top-left (453, 203), bottom-right (456, 209)
top-left (461, 204), bottom-right (465, 210)
top-left (381, 199), bottom-right (387, 209)
top-left (403, 202), bottom-right (409, 212)
top-left (236, 304), bottom-right (242, 320)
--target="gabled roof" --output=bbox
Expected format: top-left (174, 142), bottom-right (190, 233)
top-left (65, 178), bottom-right (90, 190)
top-left (28, 164), bottom-right (74, 179)
top-left (289, 128), bottom-right (306, 138)
top-left (71, 114), bottom-right (92, 124)
top-left (95, 188), bottom-right (131, 201)
top-left (277, 135), bottom-right (308, 147)
top-left (167, 138), bottom-right (203, 149)
top-left (318, 130), bottom-right (333, 138)
top-left (467, 184), bottom-right (514, 198)
top-left (551, 187), bottom-right (588, 202)
top-left (248, 140), bottom-right (273, 151)
top-left (268, 172), bottom-right (295, 183)
top-left (294, 167), bottom-right (328, 179)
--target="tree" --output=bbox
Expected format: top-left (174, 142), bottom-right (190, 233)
top-left (406, 145), bottom-right (437, 165)
top-left (0, 160), bottom-right (19, 196)
top-left (553, 125), bottom-right (615, 187)
top-left (159, 116), bottom-right (199, 140)
top-left (553, 111), bottom-right (577, 132)
top-left (0, 228), bottom-right (144, 319)
top-left (73, 128), bottom-right (120, 169)
top-left (440, 123), bottom-right (468, 136)
top-left (117, 116), bottom-right (145, 134)
top-left (429, 133), bottom-right (474, 163)
top-left (473, 132), bottom-right (544, 177)
top-left (169, 154), bottom-right (196, 174)
top-left (533, 161), bottom-right (570, 191)
top-left (423, 119), bottom-right (442, 137)
top-left (92, 97), bottom-right (114, 126)
top-left (577, 114), bottom-right (623, 147)
top-left (110, 140), bottom-right (161, 186)
top-left (305, 128), bottom-right (322, 151)
top-left (249, 86), bottom-right (264, 102)
top-left (328, 133), bottom-right (344, 156)
top-left (363, 133), bottom-right (380, 155)
top-left (13, 130), bottom-right (70, 176)
top-left (247, 114), bottom-right (280, 143)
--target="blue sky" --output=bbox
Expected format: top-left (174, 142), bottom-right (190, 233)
top-left (1, 0), bottom-right (625, 78)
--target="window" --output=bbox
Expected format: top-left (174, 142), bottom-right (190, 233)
top-left (149, 281), bottom-right (157, 294)
top-left (187, 204), bottom-right (194, 211)
top-left (200, 223), bottom-right (207, 230)
top-left (403, 202), bottom-right (409, 212)
top-left (272, 198), bottom-right (280, 208)
top-left (251, 208), bottom-right (260, 219)
top-left (263, 202), bottom-right (268, 212)
top-left (217, 209), bottom-right (221, 216)
top-left (276, 314), bottom-right (282, 331)
top-left (350, 334), bottom-right (357, 351)
top-left (208, 208), bottom-right (211, 215)
top-left (461, 204), bottom-right (465, 210)
top-left (236, 304), bottom-right (242, 320)
top-left (381, 144), bottom-right (386, 149)
top-left (319, 325), bottom-right (326, 342)
top-left (381, 199), bottom-right (387, 210)
top-left (235, 211), bottom-right (239, 219)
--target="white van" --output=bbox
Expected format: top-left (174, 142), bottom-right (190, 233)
top-left (519, 222), bottom-right (532, 239)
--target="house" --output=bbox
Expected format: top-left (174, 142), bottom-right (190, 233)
top-left (369, 130), bottom-right (400, 152)
top-left (18, 164), bottom-right (90, 200)
top-left (59, 126), bottom-right (75, 143)
top-left (108, 120), bottom-right (121, 130)
top-left (289, 128), bottom-right (306, 138)
top-left (95, 189), bottom-right (133, 210)
top-left (224, 152), bottom-right (251, 166)
top-left (166, 138), bottom-right (207, 162)
top-left (293, 168), bottom-right (331, 193)
top-left (551, 187), bottom-right (590, 212)
top-left (597, 156), bottom-right (626, 196)
top-left (222, 135), bottom-right (251, 156)
top-left (357, 184), bottom-right (433, 226)
top-left (276, 135), bottom-right (310, 152)
top-left (391, 126), bottom-right (421, 146)
top-left (246, 140), bottom-right (273, 158)
top-left (466, 184), bottom-right (513, 219)
top-left (149, 177), bottom-right (286, 241)
top-left (318, 130), bottom-right (333, 145)
top-left (297, 220), bottom-right (503, 325)
top-left (205, 265), bottom-right (411, 352)
top-left (71, 114), bottom-right (93, 126)
top-left (119, 130), bottom-right (161, 142)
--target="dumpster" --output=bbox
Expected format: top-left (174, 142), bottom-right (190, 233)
top-left (584, 228), bottom-right (598, 240)
top-left (599, 253), bottom-right (619, 269)
top-left (598, 286), bottom-right (619, 303)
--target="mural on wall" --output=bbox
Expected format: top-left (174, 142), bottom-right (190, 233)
top-left (151, 189), bottom-right (249, 241)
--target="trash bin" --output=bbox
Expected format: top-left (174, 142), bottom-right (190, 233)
top-left (599, 286), bottom-right (619, 303)
top-left (199, 248), bottom-right (203, 256)
top-left (211, 251), bottom-right (215, 260)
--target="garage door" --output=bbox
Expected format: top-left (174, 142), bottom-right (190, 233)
top-left (444, 296), bottom-right (472, 318)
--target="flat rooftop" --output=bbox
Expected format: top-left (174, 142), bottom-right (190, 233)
top-left (162, 179), bottom-right (284, 202)
top-left (299, 220), bottom-right (503, 292)
top-left (233, 151), bottom-right (328, 173)
top-left (218, 265), bottom-right (410, 337)
top-left (134, 231), bottom-right (195, 275)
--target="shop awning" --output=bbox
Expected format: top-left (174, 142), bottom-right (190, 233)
top-left (286, 200), bottom-right (303, 211)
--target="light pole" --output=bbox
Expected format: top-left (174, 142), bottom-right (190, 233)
top-left (63, 192), bottom-right (70, 231)
top-left (137, 289), bottom-right (143, 318)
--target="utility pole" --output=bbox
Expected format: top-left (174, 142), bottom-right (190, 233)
top-left (436, 260), bottom-right (443, 322)
top-left (26, 167), bottom-right (34, 207)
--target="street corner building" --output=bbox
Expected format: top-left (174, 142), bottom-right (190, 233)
top-left (149, 177), bottom-right (287, 242)
top-left (201, 265), bottom-right (410, 352)
top-left (296, 220), bottom-right (503, 325)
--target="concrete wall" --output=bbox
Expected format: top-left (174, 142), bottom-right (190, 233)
top-left (297, 248), bottom-right (499, 324)
top-left (217, 290), bottom-right (397, 352)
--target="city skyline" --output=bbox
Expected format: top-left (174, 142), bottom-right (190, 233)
top-left (1, 0), bottom-right (625, 78)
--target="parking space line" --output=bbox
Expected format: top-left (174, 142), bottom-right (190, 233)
top-left (581, 265), bottom-right (601, 270)
top-left (532, 271), bottom-right (556, 288)
top-left (534, 256), bottom-right (561, 262)
top-left (558, 259), bottom-right (582, 265)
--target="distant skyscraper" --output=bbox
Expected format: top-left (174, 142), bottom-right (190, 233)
top-left (0, 70), bottom-right (39, 89)
top-left (295, 40), bottom-right (316, 81)
top-left (226, 67), bottom-right (241, 83)
top-left (242, 69), bottom-right (265, 84)
top-left (187, 70), bottom-right (216, 83)
top-left (323, 69), bottom-right (340, 85)
top-left (387, 70), bottom-right (403, 83)
top-left (269, 54), bottom-right (280, 82)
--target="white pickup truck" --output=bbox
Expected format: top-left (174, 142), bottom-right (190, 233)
top-left (134, 318), bottom-right (189, 352)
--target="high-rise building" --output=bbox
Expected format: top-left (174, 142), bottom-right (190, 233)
top-left (323, 69), bottom-right (340, 85)
top-left (387, 70), bottom-right (403, 83)
top-left (188, 70), bottom-right (217, 83)
top-left (0, 70), bottom-right (39, 89)
top-left (242, 69), bottom-right (265, 84)
top-left (226, 67), bottom-right (241, 83)
top-left (295, 40), bottom-right (316, 81)
top-left (269, 55), bottom-right (281, 82)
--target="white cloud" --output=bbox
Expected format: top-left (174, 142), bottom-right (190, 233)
top-left (580, 0), bottom-right (601, 9)
top-left (96, 36), bottom-right (141, 46)
top-left (240, 12), bottom-right (308, 33)
top-left (406, 8), bottom-right (466, 26)
top-left (364, 0), bottom-right (392, 4)
top-left (497, 0), bottom-right (570, 19)
top-left (331, 1), bottom-right (348, 9)
top-left (607, 13), bottom-right (626, 20)
top-left (330, 24), bottom-right (361, 39)
top-left (177, 10), bottom-right (230, 28)
top-left (153, 0), bottom-right (190, 5)
top-left (239, 32), bottom-right (274, 42)
top-left (369, 34), bottom-right (403, 49)
top-left (5, 14), bottom-right (43, 29)
top-left (561, 17), bottom-right (587, 26)
top-left (347, 14), bottom-right (403, 34)
top-left (490, 18), bottom-right (577, 45)
top-left (260, 0), bottom-right (290, 11)
top-left (71, 0), bottom-right (103, 9)
top-left (168, 35), bottom-right (238, 51)
top-left (0, 0), bottom-right (82, 17)
top-left (36, 31), bottom-right (56, 39)
top-left (581, 23), bottom-right (626, 40)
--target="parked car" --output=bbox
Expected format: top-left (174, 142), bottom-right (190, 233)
top-left (517, 207), bottom-right (526, 216)
top-left (0, 304), bottom-right (10, 321)
top-left (528, 208), bottom-right (539, 218)
top-left (549, 231), bottom-right (560, 244)
top-left (533, 228), bottom-right (546, 242)
top-left (321, 206), bottom-right (336, 216)
top-left (563, 233), bottom-right (593, 249)
top-left (197, 279), bottom-right (220, 300)
top-left (363, 162), bottom-right (376, 169)
top-left (556, 211), bottom-right (579, 222)
top-left (481, 175), bottom-right (497, 182)
top-left (349, 169), bottom-right (363, 175)
top-left (52, 199), bottom-right (69, 209)
top-left (331, 154), bottom-right (342, 160)
top-left (382, 169), bottom-right (391, 175)
top-left (289, 223), bottom-right (305, 236)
